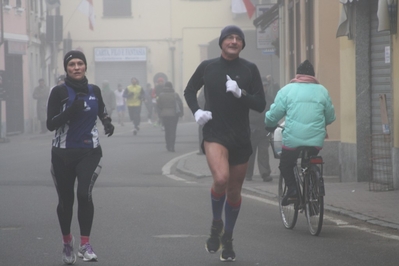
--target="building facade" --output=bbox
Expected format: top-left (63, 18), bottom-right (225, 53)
top-left (338, 0), bottom-right (399, 189)
top-left (57, 0), bottom-right (279, 117)
top-left (1, 0), bottom-right (280, 134)
top-left (1, 0), bottom-right (49, 135)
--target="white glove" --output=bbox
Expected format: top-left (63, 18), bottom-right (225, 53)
top-left (194, 109), bottom-right (212, 126)
top-left (226, 75), bottom-right (242, 98)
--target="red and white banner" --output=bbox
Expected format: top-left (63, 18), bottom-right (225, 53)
top-left (78, 0), bottom-right (95, 31)
top-left (231, 0), bottom-right (255, 19)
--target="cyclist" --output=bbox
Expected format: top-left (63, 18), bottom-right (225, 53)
top-left (265, 60), bottom-right (335, 206)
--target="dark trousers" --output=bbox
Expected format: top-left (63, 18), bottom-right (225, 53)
top-left (162, 116), bottom-right (179, 150)
top-left (246, 129), bottom-right (271, 178)
top-left (198, 125), bottom-right (204, 153)
top-left (279, 147), bottom-right (319, 187)
top-left (51, 149), bottom-right (101, 236)
top-left (145, 102), bottom-right (153, 120)
top-left (128, 105), bottom-right (142, 128)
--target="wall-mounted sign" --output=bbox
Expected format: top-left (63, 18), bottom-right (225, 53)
top-left (256, 5), bottom-right (279, 51)
top-left (7, 41), bottom-right (26, 55)
top-left (385, 46), bottom-right (390, 64)
top-left (94, 47), bottom-right (147, 62)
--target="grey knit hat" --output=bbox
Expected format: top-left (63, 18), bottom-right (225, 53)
top-left (219, 25), bottom-right (246, 49)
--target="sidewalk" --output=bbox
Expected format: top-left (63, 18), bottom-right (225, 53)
top-left (176, 152), bottom-right (399, 231)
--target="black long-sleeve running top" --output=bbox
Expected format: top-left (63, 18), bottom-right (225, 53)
top-left (184, 56), bottom-right (266, 147)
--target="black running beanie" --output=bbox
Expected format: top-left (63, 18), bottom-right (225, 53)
top-left (296, 60), bottom-right (315, 77)
top-left (63, 50), bottom-right (87, 72)
top-left (219, 25), bottom-right (246, 49)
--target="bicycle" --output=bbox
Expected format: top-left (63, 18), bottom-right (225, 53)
top-left (269, 126), bottom-right (325, 236)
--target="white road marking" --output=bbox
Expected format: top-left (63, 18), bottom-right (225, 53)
top-left (162, 151), bottom-right (197, 184)
top-left (243, 193), bottom-right (399, 241)
top-left (166, 153), bottom-right (399, 242)
top-left (242, 193), bottom-right (278, 207)
top-left (153, 234), bottom-right (207, 238)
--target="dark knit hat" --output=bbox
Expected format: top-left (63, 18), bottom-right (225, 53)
top-left (164, 81), bottom-right (174, 90)
top-left (296, 60), bottom-right (315, 77)
top-left (63, 50), bottom-right (87, 72)
top-left (219, 25), bottom-right (246, 49)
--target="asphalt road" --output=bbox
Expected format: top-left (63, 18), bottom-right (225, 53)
top-left (0, 121), bottom-right (398, 266)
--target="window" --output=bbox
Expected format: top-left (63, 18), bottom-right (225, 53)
top-left (3, 0), bottom-right (10, 5)
top-left (16, 0), bottom-right (22, 8)
top-left (30, 0), bottom-right (38, 12)
top-left (103, 0), bottom-right (131, 17)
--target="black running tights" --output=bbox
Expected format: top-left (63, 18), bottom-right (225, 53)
top-left (51, 151), bottom-right (101, 237)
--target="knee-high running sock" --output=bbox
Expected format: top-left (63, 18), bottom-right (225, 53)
top-left (224, 197), bottom-right (242, 235)
top-left (62, 234), bottom-right (73, 244)
top-left (81, 236), bottom-right (90, 246)
top-left (211, 188), bottom-right (226, 221)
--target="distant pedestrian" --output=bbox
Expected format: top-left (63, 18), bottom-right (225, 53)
top-left (114, 83), bottom-right (126, 126)
top-left (33, 78), bottom-right (49, 133)
top-left (47, 50), bottom-right (114, 264)
top-left (144, 83), bottom-right (155, 124)
top-left (101, 80), bottom-right (116, 117)
top-left (157, 81), bottom-right (183, 152)
top-left (266, 74), bottom-right (280, 99)
top-left (197, 88), bottom-right (205, 155)
top-left (57, 75), bottom-right (66, 86)
top-left (154, 77), bottom-right (165, 126)
top-left (49, 75), bottom-right (65, 95)
top-left (245, 76), bottom-right (274, 182)
top-left (124, 77), bottom-right (144, 135)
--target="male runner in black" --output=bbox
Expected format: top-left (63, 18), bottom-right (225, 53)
top-left (184, 25), bottom-right (265, 261)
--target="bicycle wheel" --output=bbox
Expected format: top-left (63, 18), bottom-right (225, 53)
top-left (278, 174), bottom-right (298, 229)
top-left (305, 165), bottom-right (324, 236)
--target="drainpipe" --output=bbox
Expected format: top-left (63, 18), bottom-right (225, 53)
top-left (0, 2), bottom-right (4, 47)
top-left (170, 46), bottom-right (175, 86)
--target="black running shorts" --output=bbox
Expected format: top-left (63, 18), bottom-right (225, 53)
top-left (201, 135), bottom-right (252, 166)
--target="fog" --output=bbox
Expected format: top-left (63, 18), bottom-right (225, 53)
top-left (0, 0), bottom-right (279, 136)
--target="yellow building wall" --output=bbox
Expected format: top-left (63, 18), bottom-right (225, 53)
top-left (281, 0), bottom-right (341, 141)
top-left (58, 0), bottom-right (173, 87)
top-left (59, 0), bottom-right (257, 96)
top-left (339, 38), bottom-right (356, 143)
top-left (313, 1), bottom-right (341, 141)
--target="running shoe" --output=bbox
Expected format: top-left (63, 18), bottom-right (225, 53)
top-left (78, 243), bottom-right (98, 262)
top-left (62, 237), bottom-right (77, 265)
top-left (205, 220), bottom-right (224, 253)
top-left (220, 233), bottom-right (236, 262)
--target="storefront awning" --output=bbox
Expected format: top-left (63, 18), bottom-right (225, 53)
top-left (377, 0), bottom-right (397, 32)
top-left (337, 0), bottom-right (397, 38)
top-left (253, 3), bottom-right (279, 31)
top-left (336, 0), bottom-right (363, 38)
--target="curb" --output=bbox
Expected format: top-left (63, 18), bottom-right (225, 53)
top-left (175, 156), bottom-right (399, 231)
top-left (176, 157), bottom-right (210, 179)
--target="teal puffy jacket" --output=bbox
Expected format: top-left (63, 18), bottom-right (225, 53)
top-left (265, 82), bottom-right (336, 148)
